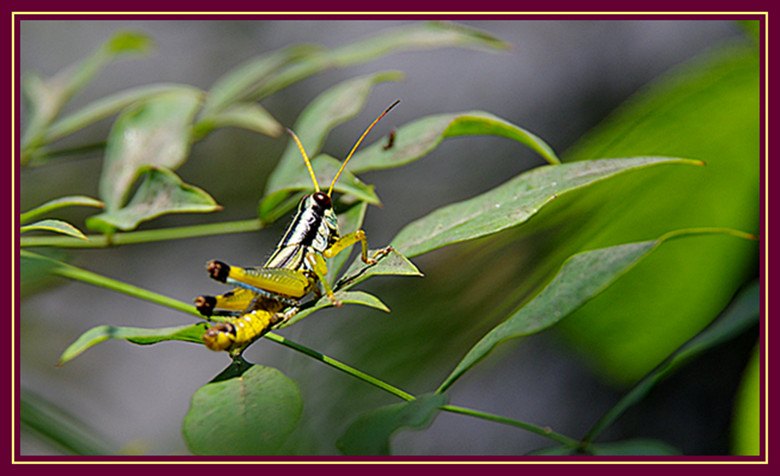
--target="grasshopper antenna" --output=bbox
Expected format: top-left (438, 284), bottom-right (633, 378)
top-left (327, 99), bottom-right (400, 197)
top-left (286, 128), bottom-right (321, 193)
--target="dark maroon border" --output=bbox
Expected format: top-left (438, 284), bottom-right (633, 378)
top-left (9, 4), bottom-right (772, 470)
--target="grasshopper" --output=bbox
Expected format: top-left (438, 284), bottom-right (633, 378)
top-left (196, 100), bottom-right (400, 352)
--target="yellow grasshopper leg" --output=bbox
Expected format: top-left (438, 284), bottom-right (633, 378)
top-left (324, 230), bottom-right (393, 265)
top-left (307, 252), bottom-right (341, 307)
top-left (205, 260), bottom-right (313, 306)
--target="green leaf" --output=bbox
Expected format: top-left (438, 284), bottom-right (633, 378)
top-left (392, 157), bottom-right (702, 258)
top-left (20, 195), bottom-right (104, 225)
top-left (182, 365), bottom-right (303, 455)
top-left (254, 21), bottom-right (509, 100)
top-left (104, 31), bottom-right (154, 55)
top-left (20, 219), bottom-right (88, 241)
top-left (555, 43), bottom-right (759, 384)
top-left (20, 390), bottom-right (114, 455)
top-left (581, 279), bottom-right (759, 443)
top-left (58, 323), bottom-right (208, 365)
top-left (282, 290), bottom-right (390, 328)
top-left (86, 167), bottom-right (221, 232)
top-left (732, 343), bottom-right (760, 455)
top-left (338, 248), bottom-right (423, 291)
top-left (531, 438), bottom-right (681, 456)
top-left (201, 44), bottom-right (319, 115)
top-left (21, 31), bottom-right (154, 160)
top-left (336, 393), bottom-right (447, 455)
top-left (438, 229), bottom-right (756, 393)
top-left (258, 71), bottom-right (403, 220)
top-left (348, 111), bottom-right (560, 174)
top-left (196, 102), bottom-right (282, 138)
top-left (43, 84), bottom-right (195, 145)
top-left (98, 88), bottom-right (203, 211)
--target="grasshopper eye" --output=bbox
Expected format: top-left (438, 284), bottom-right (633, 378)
top-left (312, 192), bottom-right (332, 208)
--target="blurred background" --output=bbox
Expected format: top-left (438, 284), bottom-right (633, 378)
top-left (18, 19), bottom-right (758, 455)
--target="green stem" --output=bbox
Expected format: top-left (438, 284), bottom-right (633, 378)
top-left (20, 250), bottom-right (202, 317)
top-left (440, 404), bottom-right (581, 448)
top-left (262, 332), bottom-right (416, 402)
top-left (20, 218), bottom-right (262, 248)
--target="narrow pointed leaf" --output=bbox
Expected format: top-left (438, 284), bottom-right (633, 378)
top-left (197, 102), bottom-right (283, 137)
top-left (337, 393), bottom-right (448, 455)
top-left (20, 195), bottom-right (104, 224)
top-left (438, 228), bottom-right (756, 393)
top-left (58, 323), bottom-right (209, 365)
top-left (348, 111), bottom-right (560, 174)
top-left (259, 71), bottom-right (403, 220)
top-left (87, 167), bottom-right (220, 232)
top-left (201, 44), bottom-right (319, 115)
top-left (584, 279), bottom-right (760, 443)
top-left (20, 390), bottom-right (115, 455)
top-left (44, 84), bottom-right (194, 144)
top-left (338, 248), bottom-right (423, 291)
top-left (255, 21), bottom-right (509, 100)
top-left (20, 219), bottom-right (88, 241)
top-left (392, 157), bottom-right (703, 258)
top-left (21, 31), bottom-right (153, 159)
top-left (99, 88), bottom-right (203, 211)
top-left (183, 365), bottom-right (303, 455)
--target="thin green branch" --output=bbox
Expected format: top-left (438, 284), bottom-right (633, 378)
top-left (21, 249), bottom-right (202, 317)
top-left (440, 404), bottom-right (581, 448)
top-left (20, 218), bottom-right (262, 248)
top-left (262, 332), bottom-right (416, 402)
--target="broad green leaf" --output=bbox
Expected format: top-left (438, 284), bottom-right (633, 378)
top-left (336, 393), bottom-right (447, 455)
top-left (438, 229), bottom-right (755, 393)
top-left (531, 438), bottom-right (681, 456)
top-left (20, 219), bottom-right (88, 241)
top-left (58, 323), bottom-right (208, 365)
top-left (282, 290), bottom-right (390, 328)
top-left (260, 71), bottom-right (403, 220)
top-left (86, 167), bottom-right (220, 232)
top-left (555, 43), bottom-right (760, 384)
top-left (182, 365), bottom-right (303, 455)
top-left (195, 102), bottom-right (282, 138)
top-left (21, 31), bottom-right (153, 160)
top-left (254, 21), bottom-right (509, 100)
top-left (348, 111), bottom-right (560, 174)
top-left (43, 83), bottom-right (194, 145)
top-left (20, 390), bottom-right (114, 455)
top-left (732, 343), bottom-right (760, 455)
top-left (201, 44), bottom-right (319, 115)
top-left (20, 195), bottom-right (104, 225)
top-left (392, 157), bottom-right (702, 258)
top-left (99, 88), bottom-right (203, 211)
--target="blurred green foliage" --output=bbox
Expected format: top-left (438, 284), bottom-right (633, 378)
top-left (18, 21), bottom-right (761, 457)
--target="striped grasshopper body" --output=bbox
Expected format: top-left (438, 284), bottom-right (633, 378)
top-left (196, 101), bottom-right (399, 353)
